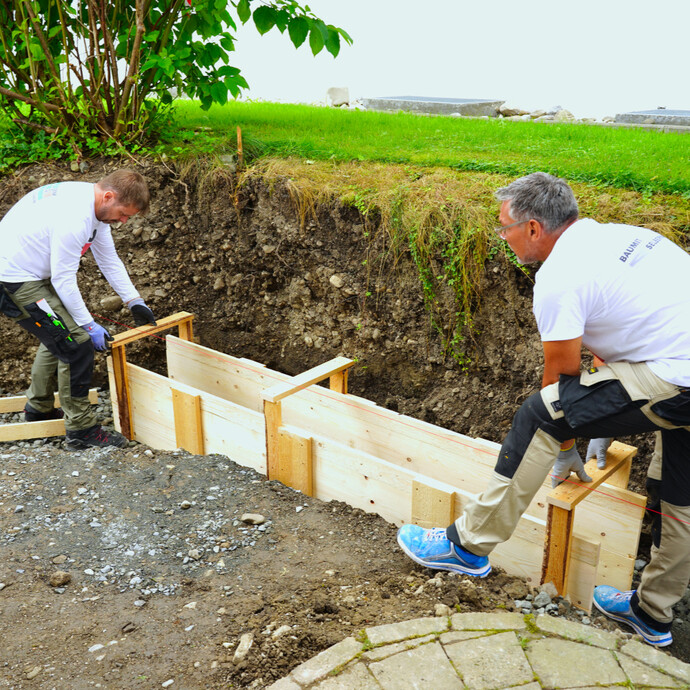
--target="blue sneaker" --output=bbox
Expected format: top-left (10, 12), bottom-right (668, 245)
top-left (593, 586), bottom-right (672, 647)
top-left (396, 525), bottom-right (491, 577)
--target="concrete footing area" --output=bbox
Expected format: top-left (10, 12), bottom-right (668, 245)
top-left (269, 612), bottom-right (690, 689)
top-left (361, 96), bottom-right (503, 117)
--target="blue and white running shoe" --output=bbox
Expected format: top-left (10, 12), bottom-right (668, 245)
top-left (397, 525), bottom-right (491, 577)
top-left (593, 586), bottom-right (672, 647)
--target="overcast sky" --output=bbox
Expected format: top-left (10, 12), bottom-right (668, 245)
top-left (231, 0), bottom-right (688, 119)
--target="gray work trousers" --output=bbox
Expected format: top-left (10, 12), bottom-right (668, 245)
top-left (1, 280), bottom-right (97, 431)
top-left (449, 362), bottom-right (690, 628)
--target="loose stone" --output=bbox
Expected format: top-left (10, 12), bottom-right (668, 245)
top-left (241, 513), bottom-right (266, 525)
top-left (233, 633), bottom-right (254, 664)
top-left (49, 571), bottom-right (71, 587)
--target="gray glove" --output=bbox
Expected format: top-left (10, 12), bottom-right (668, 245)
top-left (586, 437), bottom-right (613, 469)
top-left (552, 445), bottom-right (593, 488)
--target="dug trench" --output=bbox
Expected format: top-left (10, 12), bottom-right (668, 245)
top-left (1, 160), bottom-right (689, 689)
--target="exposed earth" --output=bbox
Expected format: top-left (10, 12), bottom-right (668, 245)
top-left (1, 160), bottom-right (690, 689)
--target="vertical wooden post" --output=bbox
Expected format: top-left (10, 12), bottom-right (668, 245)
top-left (111, 345), bottom-right (133, 440)
top-left (411, 481), bottom-right (454, 529)
top-left (541, 504), bottom-right (575, 595)
top-left (278, 429), bottom-right (314, 496)
top-left (329, 369), bottom-right (348, 395)
top-left (264, 400), bottom-right (282, 480)
top-left (178, 319), bottom-right (194, 343)
top-left (171, 389), bottom-right (204, 455)
top-left (237, 126), bottom-right (244, 169)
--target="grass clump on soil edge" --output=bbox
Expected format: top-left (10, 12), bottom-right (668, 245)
top-left (230, 157), bottom-right (690, 368)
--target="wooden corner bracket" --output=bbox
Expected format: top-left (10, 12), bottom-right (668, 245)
top-left (541, 441), bottom-right (638, 596)
top-left (108, 312), bottom-right (195, 440)
top-left (261, 356), bottom-right (353, 495)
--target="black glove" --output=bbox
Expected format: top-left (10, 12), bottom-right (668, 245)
top-left (128, 298), bottom-right (157, 326)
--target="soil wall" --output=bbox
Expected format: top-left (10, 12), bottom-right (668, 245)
top-left (0, 161), bottom-right (653, 477)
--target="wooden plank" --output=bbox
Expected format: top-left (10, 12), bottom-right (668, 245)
top-left (606, 453), bottom-right (633, 489)
top-left (542, 504), bottom-right (575, 595)
top-left (171, 389), bottom-right (204, 455)
top-left (119, 363), bottom-right (267, 473)
top-left (277, 426), bottom-right (314, 496)
top-left (264, 400), bottom-right (282, 481)
top-left (167, 336), bottom-right (286, 413)
top-left (110, 346), bottom-right (133, 440)
top-left (177, 318), bottom-right (194, 343)
top-left (110, 311), bottom-right (195, 348)
top-left (261, 357), bottom-right (354, 403)
top-left (411, 481), bottom-right (454, 529)
top-left (547, 442), bottom-right (637, 510)
top-left (0, 419), bottom-right (65, 442)
top-left (107, 357), bottom-right (120, 433)
top-left (0, 389), bottom-right (99, 414)
top-left (329, 369), bottom-right (348, 395)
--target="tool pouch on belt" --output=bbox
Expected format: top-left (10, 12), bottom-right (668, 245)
top-left (558, 366), bottom-right (644, 429)
top-left (0, 283), bottom-right (24, 319)
top-left (22, 301), bottom-right (80, 357)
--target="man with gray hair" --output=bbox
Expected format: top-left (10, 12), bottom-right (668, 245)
top-left (397, 172), bottom-right (690, 647)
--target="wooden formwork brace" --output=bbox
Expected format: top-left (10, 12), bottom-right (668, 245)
top-left (261, 356), bottom-right (354, 496)
top-left (109, 312), bottom-right (195, 441)
top-left (112, 334), bottom-right (646, 608)
top-left (0, 388), bottom-right (100, 442)
top-left (541, 441), bottom-right (638, 595)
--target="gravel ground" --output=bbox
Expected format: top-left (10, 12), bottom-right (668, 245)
top-left (2, 393), bottom-right (690, 689)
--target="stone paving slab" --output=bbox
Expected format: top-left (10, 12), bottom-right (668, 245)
top-left (621, 640), bottom-right (690, 683)
top-left (289, 637), bottom-right (363, 686)
top-left (366, 616), bottom-right (448, 646)
top-left (526, 638), bottom-right (626, 687)
top-left (369, 641), bottom-right (463, 689)
top-left (362, 634), bottom-right (435, 661)
top-left (618, 654), bottom-right (684, 688)
top-left (451, 611), bottom-right (527, 631)
top-left (444, 631), bottom-right (534, 690)
top-left (534, 612), bottom-right (620, 648)
top-left (266, 612), bottom-right (690, 689)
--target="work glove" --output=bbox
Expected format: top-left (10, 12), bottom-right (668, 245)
top-left (586, 437), bottom-right (613, 469)
top-left (128, 297), bottom-right (157, 326)
top-left (552, 444), bottom-right (593, 488)
top-left (83, 320), bottom-right (113, 352)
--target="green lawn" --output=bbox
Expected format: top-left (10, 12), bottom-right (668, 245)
top-left (171, 100), bottom-right (690, 197)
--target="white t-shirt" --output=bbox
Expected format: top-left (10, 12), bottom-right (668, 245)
top-left (534, 218), bottom-right (690, 386)
top-left (0, 182), bottom-right (138, 326)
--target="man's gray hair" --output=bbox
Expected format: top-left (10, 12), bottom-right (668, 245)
top-left (495, 172), bottom-right (578, 232)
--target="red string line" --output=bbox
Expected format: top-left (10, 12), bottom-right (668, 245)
top-left (96, 313), bottom-right (688, 526)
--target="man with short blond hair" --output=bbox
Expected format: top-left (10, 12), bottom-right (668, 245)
top-left (0, 169), bottom-right (156, 449)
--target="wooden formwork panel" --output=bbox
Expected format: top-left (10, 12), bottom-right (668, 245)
top-left (107, 359), bottom-right (266, 473)
top-left (149, 337), bottom-right (645, 608)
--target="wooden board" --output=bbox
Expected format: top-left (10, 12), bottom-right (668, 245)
top-left (172, 389), bottom-right (204, 455)
top-left (262, 357), bottom-right (353, 403)
top-left (0, 418), bottom-right (66, 442)
top-left (547, 443), bottom-right (637, 510)
top-left (107, 359), bottom-right (267, 473)
top-left (110, 312), bottom-right (195, 348)
top-left (0, 389), bottom-right (99, 414)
